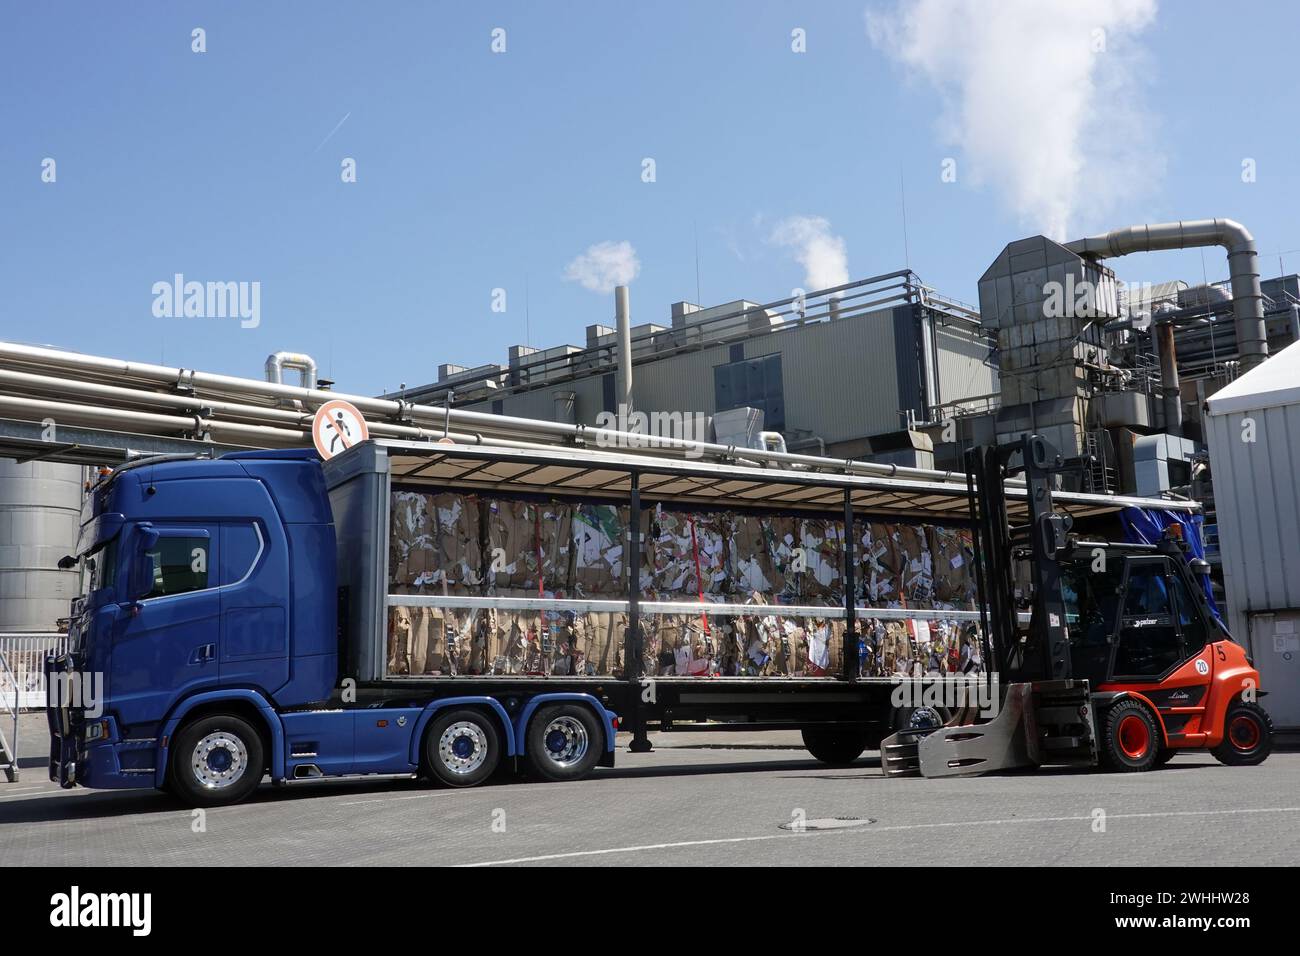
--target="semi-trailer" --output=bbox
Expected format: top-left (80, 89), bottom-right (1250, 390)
top-left (48, 436), bottom-right (1207, 806)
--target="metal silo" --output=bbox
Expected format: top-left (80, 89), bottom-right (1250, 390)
top-left (0, 459), bottom-right (83, 632)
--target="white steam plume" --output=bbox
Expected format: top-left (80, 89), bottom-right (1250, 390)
top-left (564, 241), bottom-right (640, 294)
top-left (867, 0), bottom-right (1160, 240)
top-left (769, 215), bottom-right (850, 290)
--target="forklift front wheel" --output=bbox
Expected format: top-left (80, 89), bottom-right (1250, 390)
top-left (1101, 700), bottom-right (1161, 772)
top-left (1210, 701), bottom-right (1273, 767)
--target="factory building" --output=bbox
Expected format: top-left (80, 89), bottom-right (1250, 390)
top-left (386, 271), bottom-right (997, 466)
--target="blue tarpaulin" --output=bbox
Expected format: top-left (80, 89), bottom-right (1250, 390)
top-left (1120, 507), bottom-right (1221, 623)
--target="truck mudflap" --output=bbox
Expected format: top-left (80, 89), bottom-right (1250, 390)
top-left (882, 681), bottom-right (1097, 778)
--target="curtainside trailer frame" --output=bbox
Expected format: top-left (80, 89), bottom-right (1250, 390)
top-left (324, 439), bottom-right (1201, 752)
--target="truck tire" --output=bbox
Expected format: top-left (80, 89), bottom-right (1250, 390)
top-left (169, 714), bottom-right (265, 807)
top-left (1211, 701), bottom-right (1273, 767)
top-left (424, 709), bottom-right (501, 787)
top-left (801, 728), bottom-right (869, 765)
top-left (524, 704), bottom-right (602, 782)
top-left (1100, 699), bottom-right (1160, 772)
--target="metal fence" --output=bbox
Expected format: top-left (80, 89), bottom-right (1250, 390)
top-left (0, 633), bottom-right (71, 710)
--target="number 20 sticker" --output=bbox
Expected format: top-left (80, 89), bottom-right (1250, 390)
top-left (1195, 658), bottom-right (1209, 675)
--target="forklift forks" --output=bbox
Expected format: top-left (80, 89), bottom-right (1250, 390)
top-left (882, 680), bottom-right (1098, 778)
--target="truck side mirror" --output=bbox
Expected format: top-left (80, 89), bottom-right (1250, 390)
top-left (126, 526), bottom-right (161, 602)
top-left (1188, 558), bottom-right (1211, 578)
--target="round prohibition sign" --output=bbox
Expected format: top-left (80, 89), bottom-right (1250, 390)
top-left (313, 399), bottom-right (369, 460)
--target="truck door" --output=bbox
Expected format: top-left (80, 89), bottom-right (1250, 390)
top-left (1113, 559), bottom-right (1183, 680)
top-left (109, 527), bottom-right (220, 731)
top-left (218, 520), bottom-right (290, 694)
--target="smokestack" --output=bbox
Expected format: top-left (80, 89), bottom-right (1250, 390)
top-left (1154, 320), bottom-right (1182, 437)
top-left (1065, 219), bottom-right (1268, 370)
top-left (614, 285), bottom-right (632, 416)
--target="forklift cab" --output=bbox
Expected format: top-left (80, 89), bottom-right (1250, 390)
top-left (1054, 539), bottom-right (1220, 689)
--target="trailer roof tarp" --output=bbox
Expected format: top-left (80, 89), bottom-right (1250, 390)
top-left (364, 439), bottom-right (1199, 522)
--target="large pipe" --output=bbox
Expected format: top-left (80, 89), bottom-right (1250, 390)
top-left (264, 351), bottom-right (318, 389)
top-left (614, 286), bottom-right (632, 417)
top-left (1065, 219), bottom-right (1268, 370)
top-left (0, 340), bottom-right (998, 483)
top-left (1153, 321), bottom-right (1183, 437)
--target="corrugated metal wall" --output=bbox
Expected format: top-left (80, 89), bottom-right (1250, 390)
top-left (1205, 399), bottom-right (1300, 730)
top-left (0, 459), bottom-right (82, 632)
top-left (464, 305), bottom-right (993, 446)
top-left (1206, 402), bottom-right (1300, 635)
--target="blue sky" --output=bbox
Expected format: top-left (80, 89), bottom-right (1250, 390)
top-left (3, 1), bottom-right (1297, 395)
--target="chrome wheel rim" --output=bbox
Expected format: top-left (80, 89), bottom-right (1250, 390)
top-left (438, 721), bottom-right (489, 775)
top-left (541, 716), bottom-right (589, 768)
top-left (191, 731), bottom-right (249, 790)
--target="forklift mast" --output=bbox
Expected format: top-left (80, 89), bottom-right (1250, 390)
top-left (965, 434), bottom-right (1075, 683)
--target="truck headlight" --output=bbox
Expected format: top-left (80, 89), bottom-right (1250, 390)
top-left (84, 720), bottom-right (109, 742)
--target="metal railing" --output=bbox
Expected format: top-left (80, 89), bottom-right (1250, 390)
top-left (0, 646), bottom-right (20, 781)
top-left (0, 633), bottom-right (71, 710)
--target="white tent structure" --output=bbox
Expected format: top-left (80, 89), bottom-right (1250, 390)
top-left (1205, 340), bottom-right (1300, 732)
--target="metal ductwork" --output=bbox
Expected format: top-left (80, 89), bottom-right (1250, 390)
top-left (1065, 219), bottom-right (1268, 370)
top-left (264, 351), bottom-right (318, 389)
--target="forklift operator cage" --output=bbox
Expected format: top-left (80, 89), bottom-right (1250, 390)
top-left (323, 439), bottom-right (1200, 683)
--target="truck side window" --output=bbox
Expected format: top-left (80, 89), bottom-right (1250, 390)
top-left (144, 535), bottom-right (210, 599)
top-left (1114, 563), bottom-right (1181, 677)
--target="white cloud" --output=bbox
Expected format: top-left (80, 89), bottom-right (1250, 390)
top-left (768, 215), bottom-right (850, 290)
top-left (867, 0), bottom-right (1161, 241)
top-left (563, 240), bottom-right (640, 294)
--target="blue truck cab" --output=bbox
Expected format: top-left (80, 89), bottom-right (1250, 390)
top-left (48, 447), bottom-right (618, 806)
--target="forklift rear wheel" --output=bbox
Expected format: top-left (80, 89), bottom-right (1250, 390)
top-left (169, 714), bottom-right (265, 807)
top-left (1211, 701), bottom-right (1273, 766)
top-left (801, 728), bottom-right (869, 765)
top-left (524, 704), bottom-right (602, 781)
top-left (424, 709), bottom-right (501, 787)
top-left (1101, 700), bottom-right (1160, 772)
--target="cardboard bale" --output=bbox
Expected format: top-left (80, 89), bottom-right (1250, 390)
top-left (856, 520), bottom-right (900, 604)
top-left (889, 523), bottom-right (934, 606)
top-left (731, 513), bottom-right (800, 601)
top-left (930, 525), bottom-right (975, 607)
top-left (797, 518), bottom-right (845, 606)
top-left (573, 503), bottom-right (627, 597)
top-left (572, 611), bottom-right (626, 677)
top-left (735, 595), bottom-right (801, 676)
top-left (648, 506), bottom-right (728, 598)
top-left (484, 499), bottom-right (573, 594)
top-left (389, 490), bottom-right (484, 592)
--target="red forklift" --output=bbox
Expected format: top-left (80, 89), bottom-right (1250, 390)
top-left (883, 434), bottom-right (1273, 777)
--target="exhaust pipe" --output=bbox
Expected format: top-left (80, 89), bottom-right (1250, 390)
top-left (1065, 219), bottom-right (1268, 370)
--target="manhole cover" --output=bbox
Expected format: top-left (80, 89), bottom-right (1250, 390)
top-left (779, 816), bottom-right (876, 831)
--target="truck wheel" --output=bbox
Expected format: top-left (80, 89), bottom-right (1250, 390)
top-left (1211, 701), bottom-right (1273, 766)
top-left (525, 704), bottom-right (602, 782)
top-left (169, 715), bottom-right (265, 807)
top-left (424, 709), bottom-right (501, 787)
top-left (1101, 700), bottom-right (1160, 772)
top-left (801, 728), bottom-right (869, 765)
top-left (895, 706), bottom-right (950, 732)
